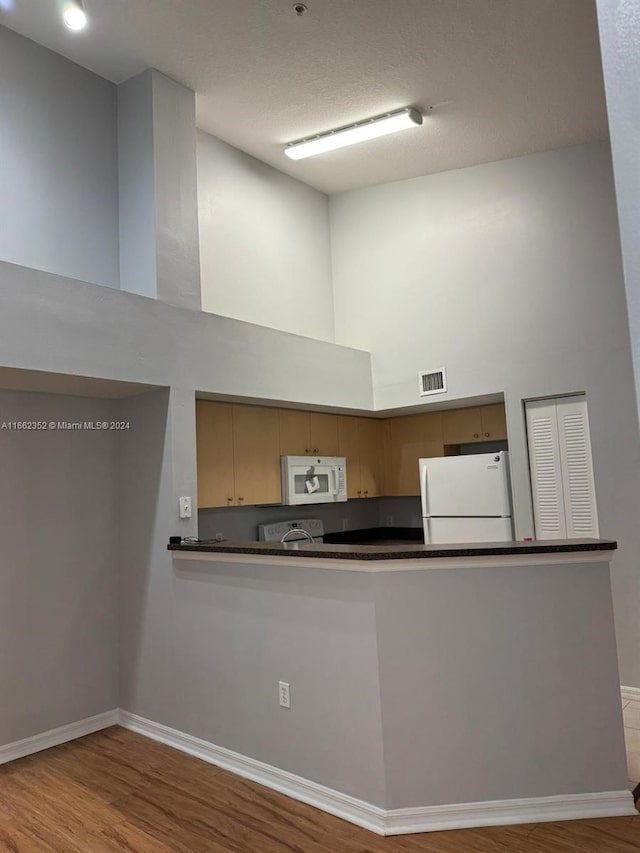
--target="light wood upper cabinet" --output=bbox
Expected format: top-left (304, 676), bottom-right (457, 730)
top-left (197, 400), bottom-right (507, 508)
top-left (232, 405), bottom-right (281, 506)
top-left (279, 409), bottom-right (312, 456)
top-left (386, 413), bottom-right (444, 496)
top-left (196, 401), bottom-right (235, 508)
top-left (309, 413), bottom-right (339, 456)
top-left (442, 407), bottom-right (483, 444)
top-left (337, 416), bottom-right (362, 498)
top-left (279, 410), bottom-right (339, 456)
top-left (338, 416), bottom-right (385, 498)
top-left (358, 419), bottom-right (384, 497)
top-left (442, 404), bottom-right (507, 444)
top-left (480, 404), bottom-right (507, 441)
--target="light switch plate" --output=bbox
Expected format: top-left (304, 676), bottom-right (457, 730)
top-left (179, 496), bottom-right (192, 519)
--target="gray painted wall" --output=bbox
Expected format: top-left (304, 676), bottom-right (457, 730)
top-left (0, 391), bottom-right (119, 742)
top-left (172, 559), bottom-right (386, 804)
top-left (198, 497), bottom-right (422, 542)
top-left (330, 142), bottom-right (640, 687)
top-left (0, 265), bottom-right (373, 742)
top-left (0, 261), bottom-right (372, 411)
top-left (118, 388), bottom-right (387, 805)
top-left (153, 73), bottom-right (201, 311)
top-left (0, 26), bottom-right (119, 289)
top-left (119, 70), bottom-right (201, 308)
top-left (596, 1), bottom-right (640, 414)
top-left (199, 500), bottom-right (382, 542)
top-left (117, 71), bottom-right (157, 299)
top-left (197, 132), bottom-right (334, 342)
top-left (373, 560), bottom-right (627, 807)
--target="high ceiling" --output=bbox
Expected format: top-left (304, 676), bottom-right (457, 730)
top-left (1, 0), bottom-right (608, 194)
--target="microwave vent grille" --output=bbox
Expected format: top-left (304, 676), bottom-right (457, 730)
top-left (418, 368), bottom-right (447, 397)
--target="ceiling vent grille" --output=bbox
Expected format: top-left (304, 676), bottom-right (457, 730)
top-left (418, 368), bottom-right (447, 397)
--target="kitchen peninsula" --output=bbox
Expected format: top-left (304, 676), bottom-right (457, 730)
top-left (169, 537), bottom-right (633, 835)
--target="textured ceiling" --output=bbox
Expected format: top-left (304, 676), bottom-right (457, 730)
top-left (1, 0), bottom-right (608, 194)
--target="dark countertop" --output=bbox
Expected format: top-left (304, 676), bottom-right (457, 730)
top-left (168, 538), bottom-right (617, 561)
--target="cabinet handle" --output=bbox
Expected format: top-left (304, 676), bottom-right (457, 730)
top-left (473, 433), bottom-right (479, 439)
top-left (305, 448), bottom-right (311, 453)
top-left (364, 490), bottom-right (369, 496)
top-left (357, 490), bottom-right (362, 496)
top-left (313, 448), bottom-right (319, 453)
top-left (484, 432), bottom-right (490, 438)
top-left (227, 497), bottom-right (233, 502)
top-left (238, 496), bottom-right (244, 502)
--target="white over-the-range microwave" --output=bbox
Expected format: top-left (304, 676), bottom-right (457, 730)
top-left (281, 456), bottom-right (347, 505)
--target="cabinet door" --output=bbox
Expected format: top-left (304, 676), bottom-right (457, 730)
top-left (279, 410), bottom-right (312, 456)
top-left (480, 404), bottom-right (507, 441)
top-left (337, 416), bottom-right (362, 498)
top-left (442, 407), bottom-right (483, 444)
top-left (380, 419), bottom-right (392, 498)
top-left (233, 406), bottom-right (281, 506)
top-left (387, 414), bottom-right (444, 495)
top-left (359, 419), bottom-right (384, 497)
top-left (196, 401), bottom-right (235, 508)
top-left (309, 413), bottom-right (339, 456)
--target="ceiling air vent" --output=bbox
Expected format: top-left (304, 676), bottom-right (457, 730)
top-left (418, 368), bottom-right (447, 397)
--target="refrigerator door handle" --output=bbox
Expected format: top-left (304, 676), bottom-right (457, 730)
top-left (420, 462), bottom-right (429, 517)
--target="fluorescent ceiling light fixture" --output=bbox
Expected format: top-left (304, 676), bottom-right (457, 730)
top-left (284, 107), bottom-right (423, 160)
top-left (62, 0), bottom-right (87, 30)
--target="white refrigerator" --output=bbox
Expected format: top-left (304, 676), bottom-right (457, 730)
top-left (419, 452), bottom-right (513, 544)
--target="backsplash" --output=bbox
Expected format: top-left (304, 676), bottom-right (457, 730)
top-left (198, 496), bottom-right (423, 541)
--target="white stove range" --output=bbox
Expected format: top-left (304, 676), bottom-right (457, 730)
top-left (257, 518), bottom-right (325, 543)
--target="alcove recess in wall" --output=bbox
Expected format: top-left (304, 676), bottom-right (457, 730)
top-left (442, 403), bottom-right (508, 456)
top-left (195, 394), bottom-right (508, 506)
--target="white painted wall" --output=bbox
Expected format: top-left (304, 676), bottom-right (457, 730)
top-left (330, 142), bottom-right (640, 687)
top-left (197, 132), bottom-right (334, 341)
top-left (0, 391), bottom-right (119, 742)
top-left (0, 26), bottom-right (119, 289)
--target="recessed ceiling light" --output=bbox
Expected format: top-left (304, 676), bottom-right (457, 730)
top-left (62, 0), bottom-right (87, 31)
top-left (284, 108), bottom-right (423, 161)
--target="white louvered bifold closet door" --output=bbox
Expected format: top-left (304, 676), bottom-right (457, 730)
top-left (556, 396), bottom-right (599, 537)
top-left (526, 399), bottom-right (567, 539)
top-left (526, 395), bottom-right (598, 540)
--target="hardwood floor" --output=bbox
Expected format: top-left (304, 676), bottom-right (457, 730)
top-left (0, 726), bottom-right (638, 852)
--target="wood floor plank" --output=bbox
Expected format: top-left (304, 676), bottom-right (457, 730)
top-left (86, 821), bottom-right (178, 853)
top-left (190, 767), bottom-right (364, 842)
top-left (526, 816), bottom-right (640, 852)
top-left (0, 820), bottom-right (54, 853)
top-left (0, 728), bottom-right (638, 853)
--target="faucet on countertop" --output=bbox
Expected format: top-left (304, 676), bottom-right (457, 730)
top-left (280, 528), bottom-right (314, 544)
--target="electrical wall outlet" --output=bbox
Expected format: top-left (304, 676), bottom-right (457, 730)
top-left (386, 515), bottom-right (393, 526)
top-left (215, 532), bottom-right (224, 542)
top-left (179, 496), bottom-right (192, 519)
top-left (278, 681), bottom-right (291, 709)
top-left (342, 518), bottom-right (350, 530)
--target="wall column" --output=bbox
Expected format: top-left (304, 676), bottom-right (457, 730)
top-left (118, 69), bottom-right (201, 310)
top-left (596, 1), bottom-right (640, 416)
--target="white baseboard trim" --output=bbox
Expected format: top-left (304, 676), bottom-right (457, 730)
top-left (383, 791), bottom-right (636, 835)
top-left (621, 685), bottom-right (640, 703)
top-left (118, 711), bottom-right (636, 835)
top-left (0, 709), bottom-right (119, 766)
top-left (118, 710), bottom-right (386, 833)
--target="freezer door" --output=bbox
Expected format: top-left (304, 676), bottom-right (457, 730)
top-left (423, 516), bottom-right (513, 544)
top-left (420, 452), bottom-right (511, 517)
